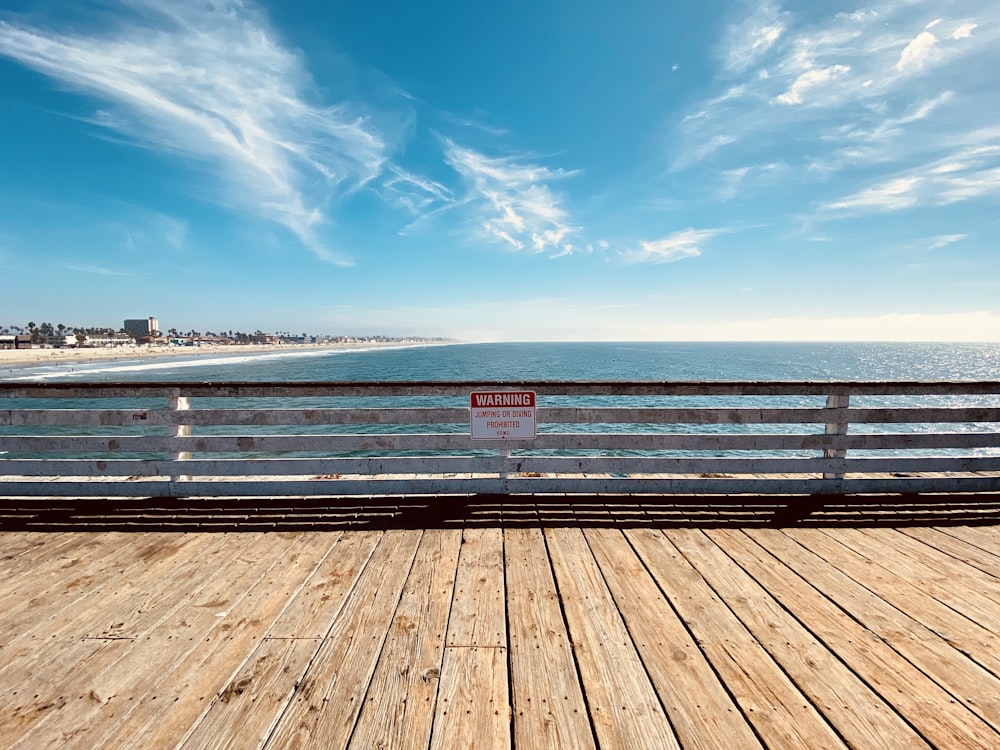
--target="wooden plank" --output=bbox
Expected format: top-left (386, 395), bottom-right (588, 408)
top-left (0, 430), bottom-right (844, 454)
top-left (444, 528), bottom-right (505, 649)
top-left (7, 427), bottom-right (1000, 458)
top-left (0, 528), bottom-right (143, 741)
top-left (429, 528), bottom-right (509, 750)
top-left (0, 535), bottom-right (229, 653)
top-left (0, 637), bottom-right (135, 742)
top-left (545, 526), bottom-right (679, 750)
top-left (181, 530), bottom-right (386, 750)
top-left (1, 456), bottom-right (504, 478)
top-left (264, 530), bottom-right (381, 639)
top-left (504, 527), bottom-right (596, 750)
top-left (779, 527), bottom-right (1000, 680)
top-left (2, 407), bottom-right (470, 427)
top-left (184, 638), bottom-right (321, 749)
top-left (266, 529), bottom-right (423, 749)
top-left (4, 378), bottom-right (998, 399)
top-left (626, 527), bottom-right (849, 749)
top-left (7, 532), bottom-right (308, 750)
top-left (856, 526), bottom-right (1000, 606)
top-left (75, 534), bottom-right (236, 639)
top-left (724, 527), bottom-right (1000, 739)
top-left (916, 527), bottom-right (1000, 580)
top-left (0, 532), bottom-right (200, 669)
top-left (0, 531), bottom-right (104, 598)
top-left (430, 645), bottom-right (508, 750)
top-left (430, 646), bottom-right (511, 750)
top-left (1, 455), bottom-right (848, 478)
top-left (937, 524), bottom-right (1000, 553)
top-left (7, 473), bottom-right (1000, 500)
top-left (584, 527), bottom-right (762, 750)
top-left (832, 528), bottom-right (1000, 626)
top-left (540, 406), bottom-right (831, 424)
top-left (87, 532), bottom-right (342, 750)
top-left (346, 529), bottom-right (463, 750)
top-left (4, 535), bottom-right (300, 748)
top-left (0, 424), bottom-right (1000, 458)
top-left (0, 530), bottom-right (71, 566)
top-left (670, 527), bottom-right (937, 749)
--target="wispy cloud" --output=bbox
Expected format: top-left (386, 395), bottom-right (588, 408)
top-left (720, 2), bottom-right (786, 73)
top-left (775, 64), bottom-right (850, 105)
top-left (675, 1), bottom-right (998, 178)
top-left (824, 131), bottom-right (1000, 214)
top-left (101, 205), bottom-right (190, 253)
top-left (826, 176), bottom-right (922, 212)
top-left (442, 140), bottom-right (579, 255)
top-left (622, 228), bottom-right (722, 264)
top-left (377, 166), bottom-right (453, 216)
top-left (928, 233), bottom-right (967, 249)
top-left (0, 0), bottom-right (390, 265)
top-left (67, 264), bottom-right (137, 277)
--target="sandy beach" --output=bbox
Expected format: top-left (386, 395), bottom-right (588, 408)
top-left (0, 341), bottom-right (419, 370)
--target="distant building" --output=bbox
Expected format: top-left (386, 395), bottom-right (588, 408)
top-left (124, 317), bottom-right (160, 342)
top-left (1, 335), bottom-right (34, 349)
top-left (43, 334), bottom-right (78, 348)
top-left (81, 333), bottom-right (134, 348)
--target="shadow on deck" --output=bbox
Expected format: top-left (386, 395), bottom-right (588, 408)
top-left (3, 492), bottom-right (1000, 532)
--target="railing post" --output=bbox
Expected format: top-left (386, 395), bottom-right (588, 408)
top-left (169, 390), bottom-right (191, 485)
top-left (498, 447), bottom-right (511, 492)
top-left (823, 392), bottom-right (850, 481)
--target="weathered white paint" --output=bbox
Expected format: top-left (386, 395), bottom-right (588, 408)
top-left (2, 380), bottom-right (999, 498)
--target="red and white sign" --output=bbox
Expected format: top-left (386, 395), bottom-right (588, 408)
top-left (470, 391), bottom-right (537, 440)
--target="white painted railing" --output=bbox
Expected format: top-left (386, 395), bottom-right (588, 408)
top-left (2, 381), bottom-right (999, 498)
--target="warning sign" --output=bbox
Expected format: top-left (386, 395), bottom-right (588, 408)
top-left (470, 391), bottom-right (537, 440)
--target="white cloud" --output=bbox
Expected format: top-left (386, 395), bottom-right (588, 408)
top-left (826, 176), bottom-right (922, 212)
top-left (721, 3), bottom-right (785, 73)
top-left (677, 2), bottom-right (999, 179)
top-left (896, 31), bottom-right (939, 72)
top-left (952, 23), bottom-right (977, 40)
top-left (928, 234), bottom-right (966, 249)
top-left (379, 167), bottom-right (453, 215)
top-left (824, 130), bottom-right (1000, 215)
top-left (623, 228), bottom-right (722, 264)
top-left (936, 166), bottom-right (1000, 204)
top-left (443, 140), bottom-right (579, 255)
top-left (776, 64), bottom-right (850, 105)
top-left (0, 1), bottom-right (390, 265)
top-left (673, 134), bottom-right (737, 170)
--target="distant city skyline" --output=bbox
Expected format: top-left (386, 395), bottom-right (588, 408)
top-left (0, 318), bottom-right (443, 342)
top-left (1, 1), bottom-right (998, 342)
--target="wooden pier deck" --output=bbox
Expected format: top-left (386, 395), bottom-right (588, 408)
top-left (1, 495), bottom-right (999, 749)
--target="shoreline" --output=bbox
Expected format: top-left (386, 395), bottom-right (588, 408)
top-left (0, 341), bottom-right (436, 373)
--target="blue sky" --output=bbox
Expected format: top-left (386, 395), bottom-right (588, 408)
top-left (1, 0), bottom-right (998, 341)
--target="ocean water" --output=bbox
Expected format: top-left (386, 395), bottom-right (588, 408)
top-left (3, 342), bottom-right (999, 460)
top-left (5, 341), bottom-right (1000, 383)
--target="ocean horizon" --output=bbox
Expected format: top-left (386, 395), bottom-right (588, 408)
top-left (3, 341), bottom-right (1000, 383)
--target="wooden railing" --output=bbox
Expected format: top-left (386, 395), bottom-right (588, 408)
top-left (2, 381), bottom-right (1000, 498)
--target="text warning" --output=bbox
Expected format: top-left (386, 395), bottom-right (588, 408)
top-left (470, 390), bottom-right (537, 440)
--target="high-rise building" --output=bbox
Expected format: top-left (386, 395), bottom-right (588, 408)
top-left (124, 317), bottom-right (160, 340)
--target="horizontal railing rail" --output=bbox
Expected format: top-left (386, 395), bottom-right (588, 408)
top-left (2, 380), bottom-right (999, 498)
